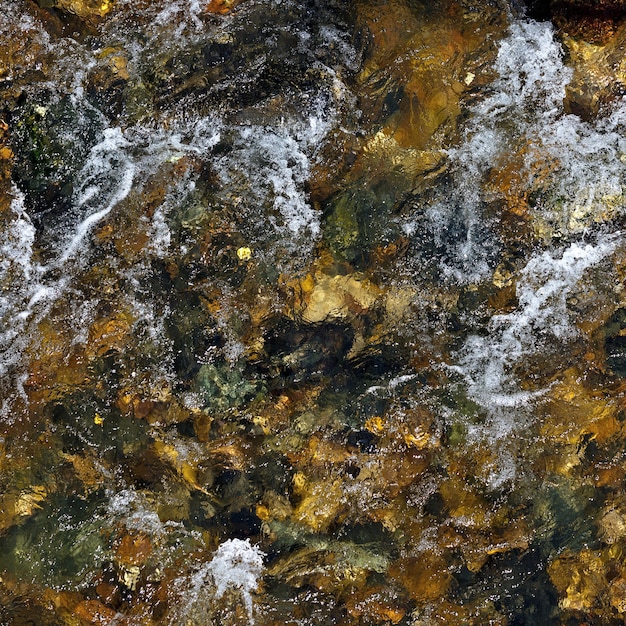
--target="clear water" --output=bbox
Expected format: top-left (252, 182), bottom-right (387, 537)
top-left (1, 0), bottom-right (626, 624)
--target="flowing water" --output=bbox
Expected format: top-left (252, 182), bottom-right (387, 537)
top-left (2, 0), bottom-right (626, 624)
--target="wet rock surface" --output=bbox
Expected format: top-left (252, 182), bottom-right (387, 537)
top-left (1, 0), bottom-right (626, 624)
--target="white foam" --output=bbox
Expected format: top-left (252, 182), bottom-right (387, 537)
top-left (60, 127), bottom-right (135, 263)
top-left (153, 0), bottom-right (204, 32)
top-left (451, 19), bottom-right (626, 242)
top-left (206, 539), bottom-right (265, 621)
top-left (0, 192), bottom-right (35, 281)
top-left (485, 21), bottom-right (571, 115)
top-left (0, 191), bottom-right (38, 378)
top-left (174, 539), bottom-right (265, 625)
top-left (220, 115), bottom-right (328, 241)
top-left (534, 104), bottom-right (626, 235)
top-left (428, 21), bottom-right (575, 282)
top-left (147, 207), bottom-right (171, 257)
top-left (215, 91), bottom-right (342, 263)
top-left (454, 239), bottom-right (616, 430)
top-left (107, 488), bottom-right (179, 537)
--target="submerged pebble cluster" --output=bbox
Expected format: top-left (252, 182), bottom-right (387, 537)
top-left (2, 0), bottom-right (626, 624)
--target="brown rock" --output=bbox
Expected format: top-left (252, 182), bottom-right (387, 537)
top-left (548, 549), bottom-right (607, 612)
top-left (205, 0), bottom-right (233, 14)
top-left (610, 576), bottom-right (626, 613)
top-left (115, 532), bottom-right (152, 567)
top-left (439, 478), bottom-right (490, 529)
top-left (73, 599), bottom-right (120, 625)
top-left (86, 311), bottom-right (133, 359)
top-left (389, 553), bottom-right (451, 602)
top-left (345, 587), bottom-right (406, 624)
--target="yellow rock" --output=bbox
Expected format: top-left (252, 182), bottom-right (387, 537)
top-left (236, 246), bottom-right (252, 261)
top-left (56, 0), bottom-right (113, 18)
top-left (15, 485), bottom-right (47, 517)
top-left (301, 274), bottom-right (381, 323)
top-left (62, 452), bottom-right (106, 491)
top-left (548, 549), bottom-right (606, 612)
top-left (364, 416), bottom-right (385, 436)
top-left (293, 478), bottom-right (346, 533)
top-left (252, 414), bottom-right (270, 435)
top-left (403, 429), bottom-right (430, 450)
top-left (255, 504), bottom-right (270, 521)
top-left (153, 440), bottom-right (202, 490)
top-left (299, 273), bottom-right (315, 293)
top-left (610, 576), bottom-right (626, 613)
top-left (460, 521), bottom-right (530, 574)
top-left (439, 479), bottom-right (489, 528)
top-left (540, 369), bottom-right (620, 446)
top-left (267, 545), bottom-right (368, 594)
top-left (307, 436), bottom-right (351, 466)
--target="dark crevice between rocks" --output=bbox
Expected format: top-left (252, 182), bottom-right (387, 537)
top-left (520, 0), bottom-right (626, 46)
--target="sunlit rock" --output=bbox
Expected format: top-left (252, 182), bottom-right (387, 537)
top-left (39, 0), bottom-right (113, 20)
top-left (153, 439), bottom-right (204, 492)
top-left (14, 485), bottom-right (48, 518)
top-left (204, 0), bottom-right (244, 15)
top-left (344, 0), bottom-right (507, 197)
top-left (599, 503), bottom-right (626, 544)
top-left (86, 310), bottom-right (133, 359)
top-left (539, 369), bottom-right (621, 462)
top-left (298, 272), bottom-right (381, 324)
top-left (558, 23), bottom-right (626, 117)
top-left (548, 548), bottom-right (607, 613)
top-left (610, 575), bottom-right (626, 613)
top-left (293, 477), bottom-right (346, 534)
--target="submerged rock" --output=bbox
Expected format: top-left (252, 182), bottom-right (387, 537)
top-left (10, 94), bottom-right (104, 221)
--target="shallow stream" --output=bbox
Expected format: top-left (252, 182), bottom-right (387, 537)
top-left (2, 0), bottom-right (626, 624)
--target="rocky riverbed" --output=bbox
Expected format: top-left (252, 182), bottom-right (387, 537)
top-left (3, 0), bottom-right (626, 624)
